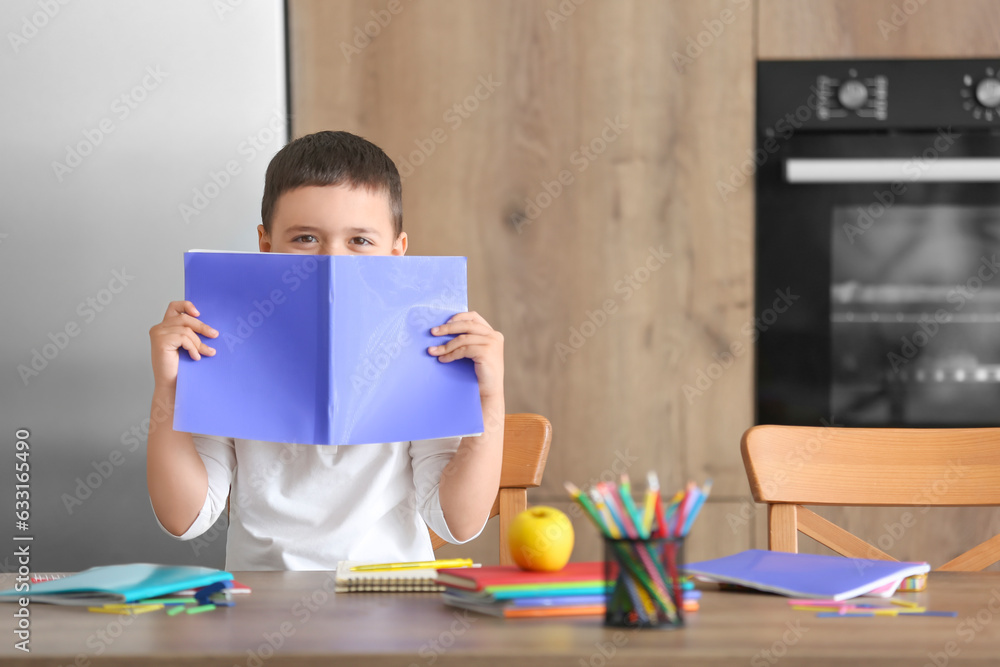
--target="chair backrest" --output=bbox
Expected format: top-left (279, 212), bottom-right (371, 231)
top-left (741, 425), bottom-right (1000, 571)
top-left (430, 413), bottom-right (552, 565)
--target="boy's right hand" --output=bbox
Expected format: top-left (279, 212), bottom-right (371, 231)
top-left (149, 301), bottom-right (218, 386)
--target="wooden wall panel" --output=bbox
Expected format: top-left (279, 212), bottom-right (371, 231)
top-left (288, 0), bottom-right (756, 563)
top-left (758, 0), bottom-right (1000, 59)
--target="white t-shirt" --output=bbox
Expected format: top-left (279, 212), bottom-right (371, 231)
top-left (158, 434), bottom-right (483, 570)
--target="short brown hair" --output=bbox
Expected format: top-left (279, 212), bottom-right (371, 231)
top-left (261, 131), bottom-right (402, 237)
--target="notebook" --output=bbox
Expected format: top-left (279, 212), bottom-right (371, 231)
top-left (683, 549), bottom-right (931, 601)
top-left (174, 251), bottom-right (484, 445)
top-left (435, 562), bottom-right (609, 592)
top-left (0, 564), bottom-right (233, 606)
top-left (442, 590), bottom-right (606, 618)
top-left (335, 561), bottom-right (444, 593)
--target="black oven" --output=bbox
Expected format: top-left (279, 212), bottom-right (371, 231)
top-left (757, 59), bottom-right (1000, 427)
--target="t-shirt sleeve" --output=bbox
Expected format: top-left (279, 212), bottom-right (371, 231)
top-left (153, 433), bottom-right (236, 541)
top-left (409, 436), bottom-right (487, 545)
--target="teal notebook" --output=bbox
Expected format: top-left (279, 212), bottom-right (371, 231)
top-left (0, 564), bottom-right (232, 606)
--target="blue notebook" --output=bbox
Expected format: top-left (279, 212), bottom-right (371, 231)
top-left (174, 252), bottom-right (484, 445)
top-left (683, 549), bottom-right (931, 601)
top-left (0, 564), bottom-right (232, 606)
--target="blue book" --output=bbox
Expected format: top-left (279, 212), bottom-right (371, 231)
top-left (683, 549), bottom-right (931, 601)
top-left (174, 251), bottom-right (484, 445)
top-left (0, 564), bottom-right (232, 606)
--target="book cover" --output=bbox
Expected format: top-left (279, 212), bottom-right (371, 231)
top-left (683, 549), bottom-right (931, 601)
top-left (0, 564), bottom-right (232, 606)
top-left (435, 562), bottom-right (608, 592)
top-left (174, 252), bottom-right (484, 445)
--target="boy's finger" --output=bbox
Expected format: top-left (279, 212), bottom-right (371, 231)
top-left (428, 333), bottom-right (491, 355)
top-left (431, 321), bottom-right (493, 337)
top-left (179, 336), bottom-right (202, 361)
top-left (165, 300), bottom-right (200, 318)
top-left (445, 311), bottom-right (484, 325)
top-left (186, 329), bottom-right (216, 356)
top-left (436, 343), bottom-right (490, 363)
top-left (178, 313), bottom-right (219, 338)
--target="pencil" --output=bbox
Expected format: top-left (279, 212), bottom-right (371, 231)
top-left (641, 471), bottom-right (660, 539)
top-left (564, 481), bottom-right (611, 537)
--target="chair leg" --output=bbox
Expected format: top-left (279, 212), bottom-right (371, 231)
top-left (768, 504), bottom-right (798, 552)
top-left (498, 488), bottom-right (526, 566)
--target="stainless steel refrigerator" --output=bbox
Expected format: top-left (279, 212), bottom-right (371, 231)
top-left (1, 0), bottom-right (288, 570)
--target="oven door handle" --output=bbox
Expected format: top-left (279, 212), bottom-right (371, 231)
top-left (785, 158), bottom-right (1000, 183)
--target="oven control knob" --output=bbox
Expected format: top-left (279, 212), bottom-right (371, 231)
top-left (837, 79), bottom-right (869, 110)
top-left (976, 77), bottom-right (1000, 108)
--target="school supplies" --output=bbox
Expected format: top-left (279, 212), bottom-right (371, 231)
top-left (565, 474), bottom-right (708, 629)
top-left (350, 558), bottom-right (474, 572)
top-left (435, 562), bottom-right (607, 592)
top-left (335, 560), bottom-right (444, 592)
top-left (0, 564), bottom-right (233, 606)
top-left (437, 563), bottom-right (702, 618)
top-left (683, 550), bottom-right (931, 601)
top-left (442, 591), bottom-right (607, 618)
top-left (438, 562), bottom-right (611, 618)
top-left (175, 251), bottom-right (484, 445)
top-left (565, 476), bottom-right (711, 540)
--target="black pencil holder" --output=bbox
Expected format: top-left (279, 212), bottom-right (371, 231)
top-left (603, 536), bottom-right (684, 629)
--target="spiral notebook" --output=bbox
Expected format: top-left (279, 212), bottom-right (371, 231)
top-left (334, 561), bottom-right (444, 593)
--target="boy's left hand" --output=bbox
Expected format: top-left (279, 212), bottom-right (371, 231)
top-left (429, 312), bottom-right (504, 399)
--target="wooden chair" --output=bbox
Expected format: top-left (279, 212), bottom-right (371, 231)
top-left (741, 425), bottom-right (1000, 571)
top-left (429, 413), bottom-right (551, 565)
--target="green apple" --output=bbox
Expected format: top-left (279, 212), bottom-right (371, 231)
top-left (508, 506), bottom-right (575, 571)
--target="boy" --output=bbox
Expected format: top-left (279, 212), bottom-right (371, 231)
top-left (147, 131), bottom-right (505, 570)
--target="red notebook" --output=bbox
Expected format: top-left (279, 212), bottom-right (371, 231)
top-left (436, 562), bottom-right (608, 592)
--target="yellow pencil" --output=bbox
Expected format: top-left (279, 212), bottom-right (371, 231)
top-left (641, 471), bottom-right (659, 538)
top-left (350, 558), bottom-right (473, 572)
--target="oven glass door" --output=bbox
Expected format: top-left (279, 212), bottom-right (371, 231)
top-left (757, 133), bottom-right (1000, 426)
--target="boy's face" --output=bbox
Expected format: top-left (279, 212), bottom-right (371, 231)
top-left (257, 184), bottom-right (406, 256)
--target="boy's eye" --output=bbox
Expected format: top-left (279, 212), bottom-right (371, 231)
top-left (293, 235), bottom-right (318, 243)
top-left (350, 237), bottom-right (373, 246)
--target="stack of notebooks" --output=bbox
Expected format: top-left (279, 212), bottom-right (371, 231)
top-left (434, 562), bottom-right (700, 619)
top-left (437, 562), bottom-right (610, 618)
top-left (0, 564), bottom-right (244, 614)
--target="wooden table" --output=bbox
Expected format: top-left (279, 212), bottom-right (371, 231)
top-left (3, 571), bottom-right (1000, 666)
